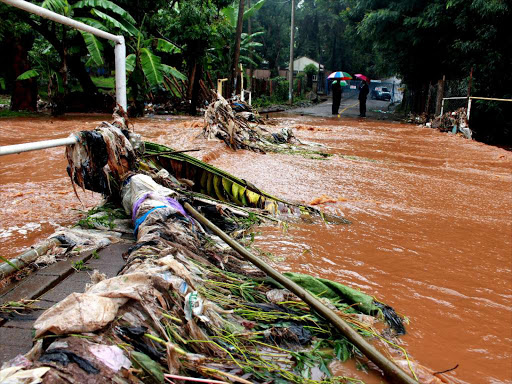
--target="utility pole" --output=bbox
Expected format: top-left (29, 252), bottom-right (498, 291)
top-left (288, 0), bottom-right (295, 105)
top-left (247, 0), bottom-right (253, 91)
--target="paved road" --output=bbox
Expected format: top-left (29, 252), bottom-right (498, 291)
top-left (288, 94), bottom-right (396, 120)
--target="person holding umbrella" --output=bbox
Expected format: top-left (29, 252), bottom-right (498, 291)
top-left (331, 80), bottom-right (342, 115)
top-left (327, 71), bottom-right (352, 116)
top-left (355, 74), bottom-right (370, 117)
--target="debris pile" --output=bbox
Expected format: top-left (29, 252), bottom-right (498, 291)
top-left (0, 112), bottom-right (453, 384)
top-left (204, 95), bottom-right (270, 152)
top-left (428, 108), bottom-right (472, 139)
top-left (204, 95), bottom-right (327, 155)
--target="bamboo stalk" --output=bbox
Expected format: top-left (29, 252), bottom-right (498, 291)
top-left (0, 238), bottom-right (61, 279)
top-left (183, 202), bottom-right (419, 384)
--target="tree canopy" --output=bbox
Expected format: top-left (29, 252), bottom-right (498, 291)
top-left (0, 0), bottom-right (510, 120)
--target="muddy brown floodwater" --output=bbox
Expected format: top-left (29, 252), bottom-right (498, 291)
top-left (0, 113), bottom-right (511, 384)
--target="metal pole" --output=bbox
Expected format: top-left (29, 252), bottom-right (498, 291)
top-left (0, 0), bottom-right (126, 111)
top-left (114, 36), bottom-right (127, 111)
top-left (288, 0), bottom-right (295, 105)
top-left (0, 136), bottom-right (78, 156)
top-left (440, 98), bottom-right (445, 117)
top-left (467, 98), bottom-right (472, 121)
top-left (0, 0), bottom-right (122, 43)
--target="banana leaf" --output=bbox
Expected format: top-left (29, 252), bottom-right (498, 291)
top-left (81, 32), bottom-right (104, 66)
top-left (140, 48), bottom-right (163, 88)
top-left (142, 141), bottom-right (349, 224)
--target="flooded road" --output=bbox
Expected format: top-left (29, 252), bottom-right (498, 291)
top-left (0, 113), bottom-right (511, 383)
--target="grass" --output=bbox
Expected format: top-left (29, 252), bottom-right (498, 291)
top-left (72, 260), bottom-right (89, 271)
top-left (0, 109), bottom-right (39, 118)
top-left (252, 94), bottom-right (311, 109)
top-left (76, 203), bottom-right (127, 230)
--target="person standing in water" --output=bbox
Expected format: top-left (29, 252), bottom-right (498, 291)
top-left (331, 80), bottom-right (342, 115)
top-left (358, 80), bottom-right (369, 117)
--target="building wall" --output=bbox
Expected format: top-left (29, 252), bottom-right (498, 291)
top-left (293, 57), bottom-right (322, 72)
top-left (246, 69), bottom-right (271, 80)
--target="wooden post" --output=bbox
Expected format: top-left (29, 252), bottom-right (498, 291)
top-left (247, 0), bottom-right (253, 91)
top-left (435, 75), bottom-right (445, 116)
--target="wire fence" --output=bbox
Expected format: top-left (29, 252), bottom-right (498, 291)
top-left (441, 97), bottom-right (468, 115)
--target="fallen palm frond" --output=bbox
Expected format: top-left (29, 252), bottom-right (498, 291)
top-left (143, 141), bottom-right (349, 224)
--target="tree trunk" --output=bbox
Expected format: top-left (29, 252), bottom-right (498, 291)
top-left (187, 61), bottom-right (197, 101)
top-left (9, 36), bottom-right (38, 112)
top-left (229, 0), bottom-right (245, 96)
top-left (435, 75), bottom-right (445, 116)
top-left (189, 63), bottom-right (202, 116)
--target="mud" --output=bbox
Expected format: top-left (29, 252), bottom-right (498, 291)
top-left (0, 113), bottom-right (511, 384)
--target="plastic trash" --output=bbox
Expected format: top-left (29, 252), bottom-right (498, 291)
top-left (0, 366), bottom-right (50, 384)
top-left (88, 345), bottom-right (131, 372)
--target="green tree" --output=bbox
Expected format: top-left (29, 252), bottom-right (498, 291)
top-left (125, 31), bottom-right (186, 115)
top-left (1, 0), bottom-right (138, 113)
top-left (252, 0), bottom-right (291, 76)
top-left (0, 4), bottom-right (39, 111)
top-left (348, 0), bottom-right (512, 112)
top-left (152, 0), bottom-right (232, 114)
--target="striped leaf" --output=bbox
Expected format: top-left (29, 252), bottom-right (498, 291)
top-left (140, 48), bottom-right (163, 88)
top-left (73, 0), bottom-right (136, 25)
top-left (125, 54), bottom-right (136, 74)
top-left (155, 39), bottom-right (181, 54)
top-left (162, 64), bottom-right (187, 81)
top-left (81, 32), bottom-right (104, 66)
top-left (243, 0), bottom-right (266, 19)
top-left (16, 70), bottom-right (39, 81)
top-left (142, 141), bottom-right (349, 224)
top-left (91, 9), bottom-right (137, 36)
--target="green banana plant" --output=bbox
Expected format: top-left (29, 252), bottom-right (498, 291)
top-left (221, 0), bottom-right (267, 27)
top-left (16, 48), bottom-right (65, 108)
top-left (40, 0), bottom-right (137, 67)
top-left (207, 1), bottom-right (266, 77)
top-left (124, 30), bottom-right (186, 112)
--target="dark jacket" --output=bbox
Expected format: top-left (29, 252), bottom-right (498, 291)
top-left (332, 82), bottom-right (342, 98)
top-left (358, 82), bottom-right (369, 100)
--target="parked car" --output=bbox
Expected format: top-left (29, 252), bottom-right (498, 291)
top-left (371, 87), bottom-right (392, 101)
